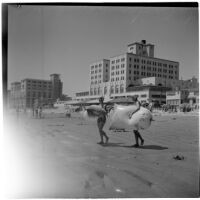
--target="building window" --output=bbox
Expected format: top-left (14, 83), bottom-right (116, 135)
top-left (120, 85), bottom-right (124, 93)
top-left (115, 86), bottom-right (119, 93)
top-left (111, 86), bottom-right (114, 94)
top-left (141, 94), bottom-right (147, 98)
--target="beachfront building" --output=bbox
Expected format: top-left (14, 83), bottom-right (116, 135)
top-left (86, 40), bottom-right (179, 102)
top-left (75, 91), bottom-right (90, 101)
top-left (166, 89), bottom-right (189, 107)
top-left (125, 85), bottom-right (171, 104)
top-left (10, 74), bottom-right (63, 109)
top-left (109, 40), bottom-right (179, 96)
top-left (89, 59), bottom-right (110, 96)
top-left (133, 76), bottom-right (199, 90)
top-left (10, 82), bottom-right (22, 108)
top-left (165, 77), bottom-right (199, 108)
top-left (188, 89), bottom-right (199, 108)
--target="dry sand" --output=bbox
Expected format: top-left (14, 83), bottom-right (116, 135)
top-left (3, 109), bottom-right (199, 198)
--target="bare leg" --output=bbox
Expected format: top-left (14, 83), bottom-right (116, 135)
top-left (137, 131), bottom-right (144, 146)
top-left (133, 130), bottom-right (139, 147)
top-left (102, 130), bottom-right (109, 143)
top-left (97, 120), bottom-right (104, 144)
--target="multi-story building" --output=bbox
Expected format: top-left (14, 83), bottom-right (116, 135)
top-left (109, 40), bottom-right (179, 96)
top-left (10, 74), bottom-right (63, 108)
top-left (88, 40), bottom-right (179, 99)
top-left (10, 82), bottom-right (21, 108)
top-left (89, 59), bottom-right (110, 96)
top-left (50, 74), bottom-right (63, 101)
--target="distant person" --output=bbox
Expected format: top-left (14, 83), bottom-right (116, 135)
top-left (38, 106), bottom-right (42, 118)
top-left (130, 95), bottom-right (144, 148)
top-left (148, 100), bottom-right (153, 112)
top-left (97, 97), bottom-right (109, 144)
top-left (32, 105), bottom-right (35, 117)
top-left (35, 107), bottom-right (38, 118)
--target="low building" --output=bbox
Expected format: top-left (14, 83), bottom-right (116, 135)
top-left (188, 89), bottom-right (199, 108)
top-left (75, 91), bottom-right (90, 101)
top-left (134, 76), bottom-right (199, 90)
top-left (166, 89), bottom-right (189, 107)
top-left (119, 85), bottom-right (171, 104)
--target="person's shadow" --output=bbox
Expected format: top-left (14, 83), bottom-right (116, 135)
top-left (102, 143), bottom-right (168, 150)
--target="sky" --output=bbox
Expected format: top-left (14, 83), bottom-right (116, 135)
top-left (8, 5), bottom-right (199, 96)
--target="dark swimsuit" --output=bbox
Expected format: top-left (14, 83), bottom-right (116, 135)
top-left (97, 106), bottom-right (107, 128)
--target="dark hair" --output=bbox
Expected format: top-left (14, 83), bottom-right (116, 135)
top-left (132, 95), bottom-right (138, 101)
top-left (99, 97), bottom-right (104, 103)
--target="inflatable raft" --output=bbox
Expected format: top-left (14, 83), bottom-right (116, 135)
top-left (82, 104), bottom-right (153, 131)
top-left (109, 104), bottom-right (152, 131)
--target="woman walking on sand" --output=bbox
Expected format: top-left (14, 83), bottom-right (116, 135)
top-left (130, 95), bottom-right (144, 148)
top-left (97, 97), bottom-right (109, 144)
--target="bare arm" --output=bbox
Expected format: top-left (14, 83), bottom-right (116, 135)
top-left (129, 101), bottom-right (141, 118)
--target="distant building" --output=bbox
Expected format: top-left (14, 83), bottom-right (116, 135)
top-left (10, 82), bottom-right (22, 108)
top-left (165, 77), bottom-right (199, 108)
top-left (188, 89), bottom-right (199, 108)
top-left (133, 76), bottom-right (199, 90)
top-left (10, 74), bottom-right (63, 108)
top-left (125, 85), bottom-right (171, 104)
top-left (166, 90), bottom-right (189, 107)
top-left (50, 74), bottom-right (63, 102)
top-left (75, 91), bottom-right (90, 101)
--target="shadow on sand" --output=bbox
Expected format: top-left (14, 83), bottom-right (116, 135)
top-left (102, 143), bottom-right (168, 150)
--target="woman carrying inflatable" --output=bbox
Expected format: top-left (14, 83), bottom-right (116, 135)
top-left (97, 97), bottom-right (109, 144)
top-left (130, 95), bottom-right (144, 147)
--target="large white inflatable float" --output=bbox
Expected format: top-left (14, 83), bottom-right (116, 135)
top-left (82, 104), bottom-right (153, 131)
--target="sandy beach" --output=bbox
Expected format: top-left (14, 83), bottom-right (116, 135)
top-left (3, 109), bottom-right (199, 198)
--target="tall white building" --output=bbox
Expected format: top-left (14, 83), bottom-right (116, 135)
top-left (89, 59), bottom-right (110, 96)
top-left (89, 40), bottom-right (179, 98)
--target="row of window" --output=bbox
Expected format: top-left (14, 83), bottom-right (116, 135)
top-left (91, 69), bottom-right (102, 74)
top-left (111, 76), bottom-right (125, 81)
top-left (27, 92), bottom-right (52, 98)
top-left (111, 57), bottom-right (125, 64)
top-left (27, 84), bottom-right (52, 88)
top-left (111, 70), bottom-right (125, 76)
top-left (25, 80), bottom-right (51, 84)
top-left (91, 63), bottom-right (109, 69)
top-left (91, 63), bottom-right (102, 69)
top-left (91, 75), bottom-right (101, 79)
top-left (111, 64), bottom-right (125, 70)
top-left (91, 80), bottom-right (102, 85)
